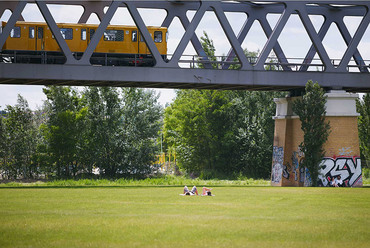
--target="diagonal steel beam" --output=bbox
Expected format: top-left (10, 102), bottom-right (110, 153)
top-left (299, 17), bottom-right (332, 72)
top-left (259, 16), bottom-right (291, 71)
top-left (36, 0), bottom-right (79, 65)
top-left (168, 1), bottom-right (210, 67)
top-left (336, 18), bottom-right (368, 73)
top-left (297, 5), bottom-right (336, 72)
top-left (79, 0), bottom-right (120, 65)
top-left (255, 5), bottom-right (293, 70)
top-left (126, 1), bottom-right (168, 68)
top-left (222, 16), bottom-right (254, 70)
top-left (212, 3), bottom-right (252, 70)
top-left (338, 9), bottom-right (370, 72)
top-left (0, 0), bottom-right (26, 50)
top-left (176, 11), bottom-right (213, 69)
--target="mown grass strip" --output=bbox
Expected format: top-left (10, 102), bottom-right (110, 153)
top-left (0, 186), bottom-right (369, 248)
top-left (0, 176), bottom-right (271, 187)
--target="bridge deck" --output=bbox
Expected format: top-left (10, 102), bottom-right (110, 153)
top-left (0, 0), bottom-right (370, 92)
top-left (1, 63), bottom-right (369, 92)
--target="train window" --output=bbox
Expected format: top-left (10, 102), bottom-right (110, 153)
top-left (104, 29), bottom-right (124, 41)
top-left (60, 28), bottom-right (73, 40)
top-left (29, 27), bottom-right (35, 39)
top-left (81, 29), bottom-right (87, 41)
top-left (90, 29), bottom-right (95, 39)
top-left (38, 27), bottom-right (43, 39)
top-left (154, 31), bottom-right (162, 43)
top-left (10, 27), bottom-right (21, 38)
top-left (132, 31), bottom-right (137, 42)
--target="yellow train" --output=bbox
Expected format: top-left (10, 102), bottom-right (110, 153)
top-left (0, 21), bottom-right (168, 66)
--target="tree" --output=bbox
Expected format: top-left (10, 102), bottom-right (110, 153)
top-left (3, 95), bottom-right (36, 179)
top-left (0, 109), bottom-right (7, 179)
top-left (163, 32), bottom-right (285, 179)
top-left (292, 81), bottom-right (331, 186)
top-left (120, 88), bottom-right (162, 176)
top-left (199, 31), bottom-right (218, 69)
top-left (84, 87), bottom-right (162, 178)
top-left (230, 90), bottom-right (284, 178)
top-left (42, 86), bottom-right (87, 178)
top-left (357, 93), bottom-right (370, 168)
top-left (83, 87), bottom-right (123, 177)
top-left (163, 89), bottom-right (235, 178)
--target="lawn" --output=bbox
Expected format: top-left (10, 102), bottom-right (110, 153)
top-left (0, 186), bottom-right (369, 248)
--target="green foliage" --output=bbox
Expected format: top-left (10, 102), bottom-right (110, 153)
top-left (163, 89), bottom-right (284, 179)
top-left (163, 32), bottom-right (285, 179)
top-left (292, 81), bottom-right (331, 186)
top-left (42, 86), bottom-right (86, 178)
top-left (0, 95), bottom-right (36, 179)
top-left (198, 31), bottom-right (218, 69)
top-left (357, 93), bottom-right (370, 168)
top-left (164, 89), bottom-right (235, 177)
top-left (0, 86), bottom-right (162, 180)
top-left (120, 88), bottom-right (163, 176)
top-left (231, 90), bottom-right (284, 178)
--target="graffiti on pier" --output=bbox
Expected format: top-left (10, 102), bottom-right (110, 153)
top-left (292, 149), bottom-right (304, 182)
top-left (271, 146), bottom-right (284, 183)
top-left (304, 168), bottom-right (312, 187)
top-left (318, 157), bottom-right (362, 187)
top-left (283, 163), bottom-right (290, 179)
top-left (338, 147), bottom-right (353, 156)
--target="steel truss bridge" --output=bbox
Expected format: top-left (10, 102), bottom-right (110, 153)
top-left (0, 0), bottom-right (370, 92)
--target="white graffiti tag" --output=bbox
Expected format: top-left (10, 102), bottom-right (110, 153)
top-left (318, 157), bottom-right (362, 187)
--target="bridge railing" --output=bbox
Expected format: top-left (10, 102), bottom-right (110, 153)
top-left (2, 50), bottom-right (369, 73)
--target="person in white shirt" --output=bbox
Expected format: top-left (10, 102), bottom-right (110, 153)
top-left (332, 175), bottom-right (343, 187)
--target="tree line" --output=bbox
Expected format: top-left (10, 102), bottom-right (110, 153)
top-left (0, 31), bottom-right (368, 181)
top-left (0, 87), bottom-right (162, 179)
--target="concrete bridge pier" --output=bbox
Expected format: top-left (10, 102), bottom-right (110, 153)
top-left (271, 90), bottom-right (363, 187)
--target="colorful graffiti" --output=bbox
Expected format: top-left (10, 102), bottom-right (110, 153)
top-left (318, 157), bottom-right (362, 187)
top-left (291, 149), bottom-right (305, 183)
top-left (283, 164), bottom-right (290, 179)
top-left (271, 146), bottom-right (284, 183)
top-left (304, 168), bottom-right (311, 187)
top-left (338, 147), bottom-right (353, 156)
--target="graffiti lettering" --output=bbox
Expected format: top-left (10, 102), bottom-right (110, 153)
top-left (318, 157), bottom-right (362, 187)
top-left (338, 147), bottom-right (353, 156)
top-left (271, 146), bottom-right (284, 183)
top-left (283, 164), bottom-right (290, 179)
top-left (292, 149), bottom-right (305, 182)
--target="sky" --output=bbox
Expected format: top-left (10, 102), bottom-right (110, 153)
top-left (0, 3), bottom-right (369, 109)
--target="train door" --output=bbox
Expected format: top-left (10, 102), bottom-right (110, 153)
top-left (35, 26), bottom-right (44, 51)
top-left (28, 26), bottom-right (36, 51)
top-left (80, 28), bottom-right (88, 52)
top-left (138, 32), bottom-right (149, 55)
top-left (88, 28), bottom-right (95, 45)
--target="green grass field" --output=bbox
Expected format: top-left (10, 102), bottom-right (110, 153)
top-left (1, 186), bottom-right (369, 247)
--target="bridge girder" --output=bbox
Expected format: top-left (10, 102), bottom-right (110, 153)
top-left (0, 0), bottom-right (369, 91)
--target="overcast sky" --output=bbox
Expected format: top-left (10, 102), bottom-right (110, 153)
top-left (0, 3), bottom-right (369, 109)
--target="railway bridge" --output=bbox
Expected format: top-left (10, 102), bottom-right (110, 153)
top-left (0, 0), bottom-right (369, 187)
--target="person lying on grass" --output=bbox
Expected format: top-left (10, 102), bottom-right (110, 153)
top-left (183, 185), bottom-right (198, 195)
top-left (202, 187), bottom-right (213, 196)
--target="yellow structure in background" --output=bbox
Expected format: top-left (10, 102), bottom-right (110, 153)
top-left (154, 151), bottom-right (176, 174)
